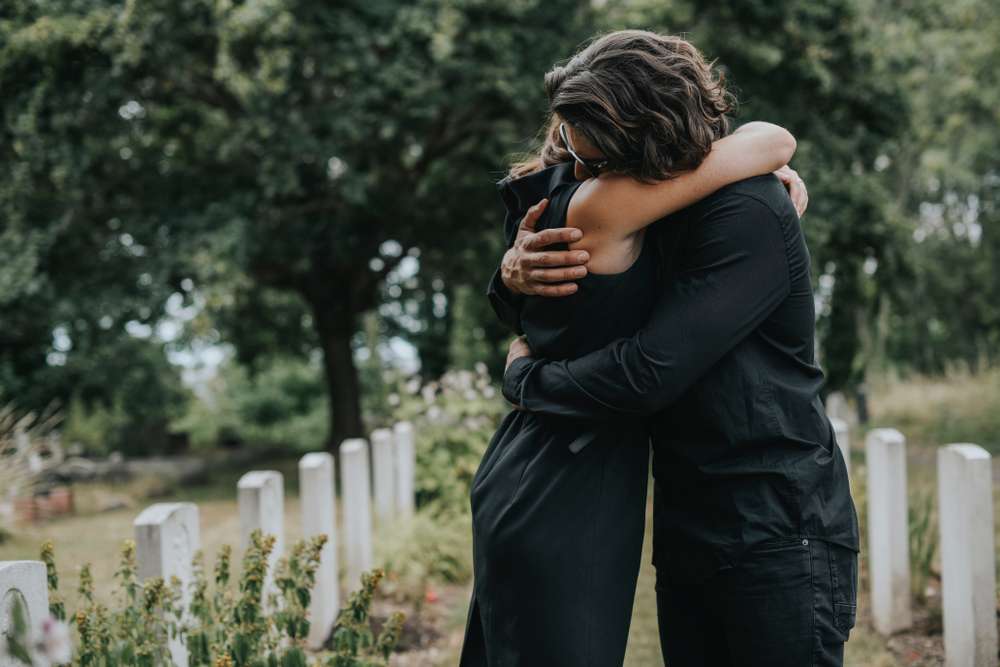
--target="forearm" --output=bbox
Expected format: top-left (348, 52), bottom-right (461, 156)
top-left (573, 122), bottom-right (796, 236)
top-left (502, 340), bottom-right (688, 420)
top-left (504, 198), bottom-right (791, 419)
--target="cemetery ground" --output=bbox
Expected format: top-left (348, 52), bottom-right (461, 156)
top-left (3, 368), bottom-right (999, 665)
top-left (0, 455), bottom-right (472, 664)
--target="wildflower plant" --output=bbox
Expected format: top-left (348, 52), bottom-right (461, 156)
top-left (327, 569), bottom-right (404, 667)
top-left (21, 535), bottom-right (404, 667)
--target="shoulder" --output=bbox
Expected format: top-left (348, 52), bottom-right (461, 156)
top-left (496, 161), bottom-right (577, 217)
top-left (699, 173), bottom-right (797, 221)
top-left (678, 175), bottom-right (795, 256)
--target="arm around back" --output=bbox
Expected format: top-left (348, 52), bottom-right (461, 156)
top-left (503, 193), bottom-right (792, 419)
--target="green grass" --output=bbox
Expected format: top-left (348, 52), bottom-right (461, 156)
top-left (869, 367), bottom-right (1000, 454)
top-left (0, 456), bottom-right (310, 609)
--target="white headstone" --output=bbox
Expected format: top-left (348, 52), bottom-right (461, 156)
top-left (0, 561), bottom-right (48, 667)
top-left (830, 417), bottom-right (851, 482)
top-left (393, 421), bottom-right (416, 518)
top-left (339, 439), bottom-right (373, 589)
top-left (134, 502), bottom-right (200, 666)
top-left (370, 429), bottom-right (396, 524)
top-left (237, 470), bottom-right (284, 600)
top-left (938, 444), bottom-right (997, 666)
top-left (865, 428), bottom-right (912, 635)
top-left (826, 391), bottom-right (855, 425)
top-left (298, 452), bottom-right (340, 649)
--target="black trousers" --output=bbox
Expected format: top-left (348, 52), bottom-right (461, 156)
top-left (655, 537), bottom-right (858, 666)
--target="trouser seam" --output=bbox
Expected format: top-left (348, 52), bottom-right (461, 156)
top-left (810, 538), bottom-right (820, 666)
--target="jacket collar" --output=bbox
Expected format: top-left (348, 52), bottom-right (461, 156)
top-left (496, 161), bottom-right (577, 217)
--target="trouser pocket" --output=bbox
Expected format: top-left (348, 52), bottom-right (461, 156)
top-left (826, 542), bottom-right (858, 634)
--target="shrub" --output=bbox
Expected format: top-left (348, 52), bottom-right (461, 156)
top-left (330, 570), bottom-right (404, 667)
top-left (172, 356), bottom-right (327, 453)
top-left (8, 535), bottom-right (404, 667)
top-left (376, 510), bottom-right (473, 606)
top-left (386, 365), bottom-right (506, 518)
top-left (908, 489), bottom-right (938, 602)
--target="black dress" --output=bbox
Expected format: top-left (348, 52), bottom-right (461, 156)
top-left (460, 162), bottom-right (657, 667)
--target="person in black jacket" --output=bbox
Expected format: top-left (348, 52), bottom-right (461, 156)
top-left (496, 172), bottom-right (860, 665)
top-left (461, 30), bottom-right (814, 667)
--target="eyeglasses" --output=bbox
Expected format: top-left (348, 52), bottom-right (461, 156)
top-left (559, 122), bottom-right (609, 176)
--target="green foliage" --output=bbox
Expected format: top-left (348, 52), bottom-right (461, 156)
top-left (600, 0), bottom-right (909, 391)
top-left (3, 594), bottom-right (34, 666)
top-left (377, 510), bottom-right (472, 607)
top-left (35, 533), bottom-right (404, 666)
top-left (3, 0), bottom-right (997, 459)
top-left (368, 367), bottom-right (503, 605)
top-left (908, 489), bottom-right (938, 603)
top-left (868, 0), bottom-right (1000, 375)
top-left (62, 396), bottom-right (130, 458)
top-left (18, 337), bottom-right (191, 457)
top-left (384, 366), bottom-right (506, 517)
top-left (0, 0), bottom-right (598, 446)
top-left (42, 540), bottom-right (66, 621)
top-left (272, 536), bottom-right (327, 645)
top-left (172, 355), bottom-right (327, 452)
top-left (328, 570), bottom-right (404, 667)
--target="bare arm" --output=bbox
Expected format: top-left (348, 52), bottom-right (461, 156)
top-left (567, 122), bottom-right (796, 238)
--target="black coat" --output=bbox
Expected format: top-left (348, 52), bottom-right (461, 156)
top-left (500, 174), bottom-right (859, 584)
top-left (460, 162), bottom-right (655, 666)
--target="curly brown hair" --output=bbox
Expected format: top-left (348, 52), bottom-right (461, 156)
top-left (510, 30), bottom-right (735, 182)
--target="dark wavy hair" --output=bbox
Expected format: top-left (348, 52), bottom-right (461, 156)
top-left (510, 30), bottom-right (735, 182)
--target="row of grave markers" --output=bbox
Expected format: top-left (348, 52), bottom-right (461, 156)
top-left (0, 421), bottom-right (417, 667)
top-left (2, 417), bottom-right (998, 666)
top-left (862, 428), bottom-right (998, 667)
top-left (831, 397), bottom-right (998, 667)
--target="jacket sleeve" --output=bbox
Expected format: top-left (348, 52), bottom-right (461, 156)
top-left (487, 266), bottom-right (525, 335)
top-left (502, 195), bottom-right (792, 419)
top-left (485, 197), bottom-right (530, 334)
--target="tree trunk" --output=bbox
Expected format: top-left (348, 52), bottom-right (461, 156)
top-left (312, 303), bottom-right (364, 452)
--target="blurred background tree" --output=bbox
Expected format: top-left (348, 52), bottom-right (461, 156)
top-left (1, 0), bottom-right (998, 454)
top-left (0, 0), bottom-right (597, 450)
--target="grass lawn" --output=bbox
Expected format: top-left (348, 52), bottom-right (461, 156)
top-left (0, 457), bottom-right (311, 609)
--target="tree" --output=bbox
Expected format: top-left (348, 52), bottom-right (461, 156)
top-left (1, 0), bottom-right (598, 448)
top-left (864, 0), bottom-right (1000, 373)
top-left (0, 2), bottom-right (191, 444)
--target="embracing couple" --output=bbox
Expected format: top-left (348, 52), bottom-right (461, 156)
top-left (459, 30), bottom-right (859, 667)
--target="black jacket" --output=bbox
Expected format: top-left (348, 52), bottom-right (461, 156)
top-left (491, 174), bottom-right (859, 581)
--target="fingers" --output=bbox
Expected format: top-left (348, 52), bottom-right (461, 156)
top-left (522, 226), bottom-right (583, 251)
top-left (530, 282), bottom-right (579, 297)
top-left (788, 178), bottom-right (808, 217)
top-left (774, 164), bottom-right (795, 184)
top-left (522, 249), bottom-right (589, 268)
top-left (794, 188), bottom-right (808, 217)
top-left (528, 265), bottom-right (588, 283)
top-left (775, 165), bottom-right (807, 217)
top-left (518, 198), bottom-right (549, 233)
top-left (784, 178), bottom-right (804, 213)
